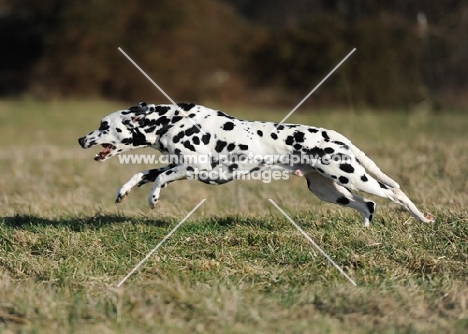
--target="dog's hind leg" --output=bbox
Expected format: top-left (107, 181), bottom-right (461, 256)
top-left (116, 165), bottom-right (175, 203)
top-left (330, 169), bottom-right (435, 223)
top-left (384, 187), bottom-right (435, 223)
top-left (305, 172), bottom-right (376, 227)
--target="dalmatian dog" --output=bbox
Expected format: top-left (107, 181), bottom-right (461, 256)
top-left (78, 102), bottom-right (435, 227)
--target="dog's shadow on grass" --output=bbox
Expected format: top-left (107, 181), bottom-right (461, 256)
top-left (0, 214), bottom-right (251, 232)
top-left (0, 214), bottom-right (173, 231)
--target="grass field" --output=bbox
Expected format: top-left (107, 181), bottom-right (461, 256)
top-left (0, 100), bottom-right (467, 333)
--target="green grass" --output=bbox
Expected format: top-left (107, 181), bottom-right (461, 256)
top-left (0, 100), bottom-right (467, 333)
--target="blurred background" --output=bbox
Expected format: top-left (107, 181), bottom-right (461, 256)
top-left (1, 0), bottom-right (467, 110)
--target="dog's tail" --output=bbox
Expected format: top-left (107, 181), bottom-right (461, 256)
top-left (349, 143), bottom-right (400, 189)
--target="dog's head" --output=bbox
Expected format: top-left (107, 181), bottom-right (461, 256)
top-left (78, 102), bottom-right (155, 161)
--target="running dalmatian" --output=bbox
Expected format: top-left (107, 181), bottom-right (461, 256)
top-left (78, 102), bottom-right (435, 226)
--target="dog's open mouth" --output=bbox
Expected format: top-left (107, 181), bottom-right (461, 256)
top-left (94, 144), bottom-right (113, 161)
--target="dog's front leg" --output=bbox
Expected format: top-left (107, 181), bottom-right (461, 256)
top-left (147, 165), bottom-right (189, 209)
top-left (116, 165), bottom-right (175, 203)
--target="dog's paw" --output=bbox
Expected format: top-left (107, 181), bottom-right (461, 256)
top-left (115, 191), bottom-right (129, 203)
top-left (115, 186), bottom-right (132, 203)
top-left (147, 194), bottom-right (159, 209)
top-left (423, 212), bottom-right (436, 223)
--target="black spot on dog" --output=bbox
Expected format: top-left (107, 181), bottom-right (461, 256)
top-left (229, 164), bottom-right (238, 172)
top-left (361, 174), bottom-right (368, 182)
top-left (336, 197), bottom-right (350, 205)
top-left (316, 168), bottom-right (325, 174)
top-left (294, 131), bottom-right (305, 143)
top-left (156, 123), bottom-right (173, 137)
top-left (155, 106), bottom-right (171, 116)
top-left (187, 166), bottom-right (194, 172)
top-left (216, 111), bottom-right (235, 120)
top-left (201, 133), bottom-right (211, 145)
top-left (210, 159), bottom-right (219, 168)
top-left (227, 143), bottom-right (235, 151)
top-left (339, 176), bottom-right (349, 184)
top-left (333, 141), bottom-right (346, 146)
top-left (172, 131), bottom-right (185, 144)
top-left (115, 127), bottom-right (122, 133)
top-left (277, 125), bottom-right (285, 131)
top-left (293, 144), bottom-right (302, 150)
top-left (121, 138), bottom-right (132, 145)
top-left (192, 136), bottom-right (200, 145)
top-left (166, 170), bottom-right (174, 176)
top-left (285, 136), bottom-right (294, 145)
top-left (177, 103), bottom-right (195, 111)
top-left (378, 181), bottom-right (388, 189)
top-left (250, 167), bottom-right (261, 173)
top-left (339, 163), bottom-right (355, 173)
top-left (215, 140), bottom-right (227, 153)
top-left (324, 147), bottom-right (334, 154)
top-left (368, 214), bottom-right (373, 222)
top-left (322, 131), bottom-right (330, 141)
top-left (132, 129), bottom-right (149, 146)
top-left (155, 116), bottom-right (170, 127)
top-left (148, 118), bottom-right (159, 126)
top-left (305, 147), bottom-right (325, 158)
top-left (99, 121), bottom-right (109, 131)
top-left (185, 125), bottom-right (201, 136)
top-left (257, 130), bottom-right (263, 137)
top-left (145, 126), bottom-right (156, 133)
top-left (222, 122), bottom-right (235, 131)
top-left (239, 144), bottom-right (249, 151)
top-left (270, 132), bottom-right (278, 140)
top-left (174, 148), bottom-right (181, 156)
top-left (366, 201), bottom-right (375, 213)
top-left (172, 115), bottom-right (183, 123)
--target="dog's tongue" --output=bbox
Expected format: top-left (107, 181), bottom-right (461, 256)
top-left (94, 144), bottom-right (112, 161)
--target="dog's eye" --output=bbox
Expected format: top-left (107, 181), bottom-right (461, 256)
top-left (99, 121), bottom-right (110, 131)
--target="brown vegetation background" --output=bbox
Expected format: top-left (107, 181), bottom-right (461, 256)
top-left (1, 0), bottom-right (467, 109)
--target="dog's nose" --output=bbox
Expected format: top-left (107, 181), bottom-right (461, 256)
top-left (78, 137), bottom-right (86, 148)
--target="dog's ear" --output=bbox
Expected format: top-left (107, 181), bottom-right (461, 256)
top-left (122, 102), bottom-right (149, 127)
top-left (129, 102), bottom-right (148, 115)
